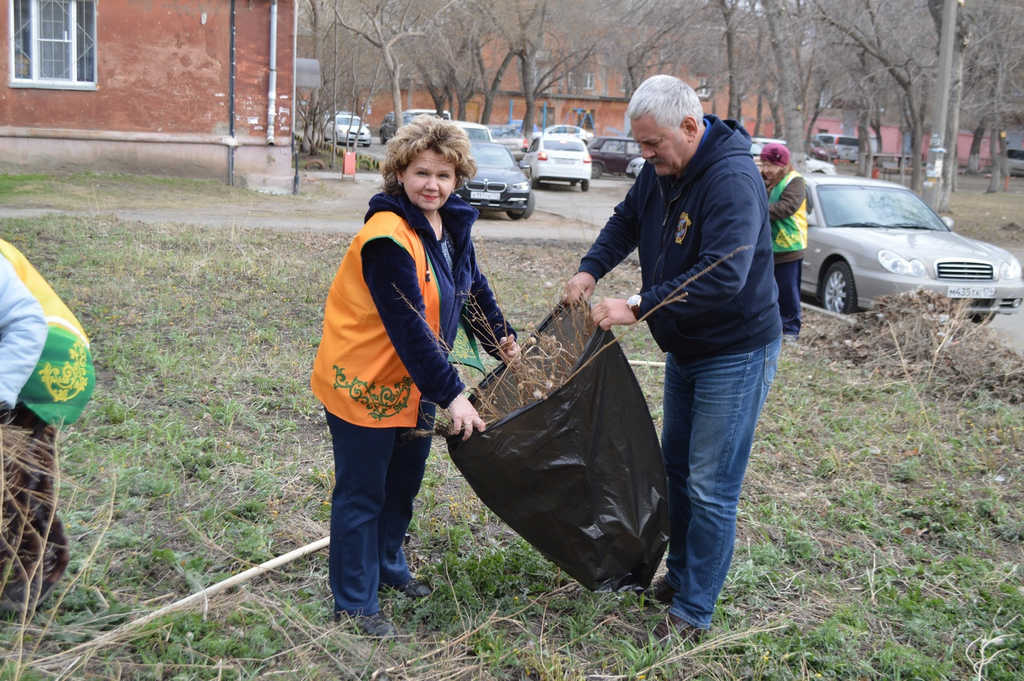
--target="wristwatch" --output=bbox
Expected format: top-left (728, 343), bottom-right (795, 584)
top-left (627, 294), bottom-right (643, 320)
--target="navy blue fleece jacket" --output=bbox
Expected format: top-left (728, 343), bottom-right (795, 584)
top-left (579, 115), bottom-right (781, 360)
top-left (360, 191), bottom-right (514, 408)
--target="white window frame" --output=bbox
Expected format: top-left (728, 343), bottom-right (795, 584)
top-left (9, 0), bottom-right (97, 90)
top-left (583, 72), bottom-right (594, 90)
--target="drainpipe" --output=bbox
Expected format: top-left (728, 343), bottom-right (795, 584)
top-left (228, 0), bottom-right (236, 185)
top-left (291, 2), bottom-right (299, 194)
top-left (266, 0), bottom-right (278, 145)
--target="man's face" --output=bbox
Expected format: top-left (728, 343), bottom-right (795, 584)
top-left (631, 114), bottom-right (700, 177)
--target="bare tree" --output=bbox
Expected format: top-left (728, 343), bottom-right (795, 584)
top-left (334, 0), bottom-right (457, 125)
top-left (814, 0), bottom-right (935, 191)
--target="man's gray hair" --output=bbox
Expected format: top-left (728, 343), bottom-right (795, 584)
top-left (626, 75), bottom-right (704, 129)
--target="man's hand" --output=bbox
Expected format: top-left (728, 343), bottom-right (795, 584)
top-left (591, 297), bottom-right (637, 330)
top-left (447, 394), bottom-right (486, 441)
top-left (564, 272), bottom-right (597, 303)
top-left (498, 336), bottom-right (521, 366)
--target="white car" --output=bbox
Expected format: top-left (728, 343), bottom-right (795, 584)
top-left (523, 135), bottom-right (593, 191)
top-left (750, 137), bottom-right (836, 175)
top-left (329, 113), bottom-right (371, 147)
top-left (626, 156), bottom-right (645, 178)
top-left (451, 120), bottom-right (493, 143)
top-left (535, 124), bottom-right (593, 141)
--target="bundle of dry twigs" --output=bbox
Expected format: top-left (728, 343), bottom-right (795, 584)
top-left (1, 419), bottom-right (69, 614)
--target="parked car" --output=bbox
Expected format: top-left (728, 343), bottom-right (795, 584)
top-left (327, 112), bottom-right (371, 147)
top-left (378, 108), bottom-right (450, 143)
top-left (1008, 149), bottom-right (1024, 177)
top-left (535, 124), bottom-right (593, 141)
top-left (488, 124), bottom-right (530, 159)
top-left (812, 133), bottom-right (861, 162)
top-left (522, 135), bottom-right (592, 191)
top-left (588, 136), bottom-right (641, 178)
top-left (625, 156), bottom-right (645, 178)
top-left (451, 120), bottom-right (493, 143)
top-left (800, 175), bottom-right (1023, 317)
top-left (455, 142), bottom-right (534, 220)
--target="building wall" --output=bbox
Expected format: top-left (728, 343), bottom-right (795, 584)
top-left (0, 0), bottom-right (295, 191)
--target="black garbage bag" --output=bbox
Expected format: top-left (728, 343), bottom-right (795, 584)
top-left (446, 304), bottom-right (668, 591)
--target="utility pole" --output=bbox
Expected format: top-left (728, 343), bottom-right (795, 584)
top-left (924, 0), bottom-right (958, 209)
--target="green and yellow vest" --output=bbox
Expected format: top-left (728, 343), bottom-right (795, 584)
top-left (0, 239), bottom-right (94, 425)
top-left (769, 170), bottom-right (808, 253)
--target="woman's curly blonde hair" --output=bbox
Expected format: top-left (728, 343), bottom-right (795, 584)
top-left (381, 115), bottom-right (477, 195)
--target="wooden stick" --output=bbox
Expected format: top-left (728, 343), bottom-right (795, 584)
top-left (34, 537), bottom-right (331, 668)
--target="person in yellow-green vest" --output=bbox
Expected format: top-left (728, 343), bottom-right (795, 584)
top-left (760, 143), bottom-right (808, 342)
top-left (1, 238), bottom-right (95, 613)
top-left (311, 116), bottom-right (520, 638)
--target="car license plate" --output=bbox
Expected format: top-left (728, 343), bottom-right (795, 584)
top-left (470, 191), bottom-right (501, 200)
top-left (556, 158), bottom-right (576, 164)
top-left (947, 285), bottom-right (996, 298)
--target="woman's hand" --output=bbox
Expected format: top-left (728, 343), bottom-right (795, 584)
top-left (447, 394), bottom-right (485, 441)
top-left (498, 336), bottom-right (521, 366)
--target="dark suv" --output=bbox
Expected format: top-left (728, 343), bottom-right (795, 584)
top-left (588, 137), bottom-right (641, 178)
top-left (378, 108), bottom-right (450, 143)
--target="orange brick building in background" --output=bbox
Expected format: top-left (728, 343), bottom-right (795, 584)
top-left (1, 0), bottom-right (297, 192)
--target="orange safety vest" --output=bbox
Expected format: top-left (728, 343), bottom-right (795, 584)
top-left (311, 212), bottom-right (441, 427)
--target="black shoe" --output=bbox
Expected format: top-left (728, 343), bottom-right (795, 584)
top-left (653, 613), bottom-right (705, 643)
top-left (650, 575), bottom-right (676, 605)
top-left (382, 578), bottom-right (432, 599)
top-left (353, 612), bottom-right (397, 638)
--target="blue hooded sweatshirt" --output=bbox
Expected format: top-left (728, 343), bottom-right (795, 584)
top-left (360, 191), bottom-right (514, 408)
top-left (579, 115), bottom-right (781, 361)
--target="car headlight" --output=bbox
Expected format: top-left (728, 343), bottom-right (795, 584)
top-left (511, 181), bottom-right (530, 191)
top-left (1000, 258), bottom-right (1022, 281)
top-left (878, 249), bottom-right (927, 277)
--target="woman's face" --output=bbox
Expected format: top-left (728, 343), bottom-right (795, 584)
top-left (761, 163), bottom-right (786, 186)
top-left (397, 149), bottom-right (457, 216)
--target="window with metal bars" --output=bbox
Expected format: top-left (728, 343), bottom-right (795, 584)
top-left (11, 0), bottom-right (96, 87)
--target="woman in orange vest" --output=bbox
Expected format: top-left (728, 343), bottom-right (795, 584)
top-left (311, 116), bottom-right (520, 637)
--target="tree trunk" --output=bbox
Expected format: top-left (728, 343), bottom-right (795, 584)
top-left (480, 51), bottom-right (515, 125)
top-left (763, 0), bottom-right (803, 159)
top-left (857, 113), bottom-right (873, 177)
top-left (519, 53), bottom-right (537, 138)
top-left (385, 48), bottom-right (403, 124)
top-left (966, 118), bottom-right (986, 174)
top-left (986, 122), bottom-right (1002, 192)
top-left (754, 91), bottom-right (763, 137)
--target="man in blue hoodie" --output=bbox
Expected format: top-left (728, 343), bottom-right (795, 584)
top-left (564, 75), bottom-right (782, 640)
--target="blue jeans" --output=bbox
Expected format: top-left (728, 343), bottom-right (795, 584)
top-left (660, 337), bottom-right (780, 629)
top-left (773, 259), bottom-right (802, 337)
top-left (325, 406), bottom-right (434, 615)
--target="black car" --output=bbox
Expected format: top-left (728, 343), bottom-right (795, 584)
top-left (588, 136), bottom-right (641, 178)
top-left (456, 143), bottom-right (535, 220)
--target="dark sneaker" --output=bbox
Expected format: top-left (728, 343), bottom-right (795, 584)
top-left (382, 578), bottom-right (432, 599)
top-left (354, 612), bottom-right (397, 638)
top-left (653, 613), bottom-right (705, 644)
top-left (649, 575), bottom-right (676, 605)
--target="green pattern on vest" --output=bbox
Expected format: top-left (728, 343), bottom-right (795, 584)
top-left (19, 325), bottom-right (95, 425)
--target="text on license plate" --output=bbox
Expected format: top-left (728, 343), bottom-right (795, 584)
top-left (470, 191), bottom-right (501, 200)
top-left (947, 285), bottom-right (996, 298)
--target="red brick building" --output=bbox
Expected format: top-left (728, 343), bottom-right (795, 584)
top-left (1, 0), bottom-right (296, 192)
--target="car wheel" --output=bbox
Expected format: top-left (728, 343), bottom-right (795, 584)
top-left (507, 193), bottom-right (535, 220)
top-left (580, 179), bottom-right (590, 192)
top-left (591, 162), bottom-right (604, 179)
top-left (820, 261), bottom-right (858, 314)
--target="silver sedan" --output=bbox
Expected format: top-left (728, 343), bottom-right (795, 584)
top-left (800, 176), bottom-right (1024, 317)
